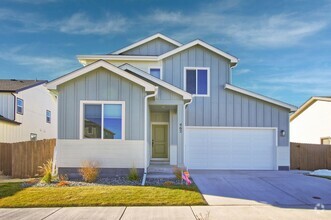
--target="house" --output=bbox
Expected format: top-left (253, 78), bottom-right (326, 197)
top-left (290, 96), bottom-right (331, 145)
top-left (0, 79), bottom-right (57, 143)
top-left (47, 33), bottom-right (297, 177)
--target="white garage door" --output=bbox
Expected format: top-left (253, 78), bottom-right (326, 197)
top-left (186, 127), bottom-right (276, 170)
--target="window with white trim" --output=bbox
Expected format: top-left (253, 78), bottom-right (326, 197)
top-left (184, 67), bottom-right (209, 96)
top-left (149, 67), bottom-right (162, 79)
top-left (17, 98), bottom-right (24, 115)
top-left (82, 102), bottom-right (124, 140)
top-left (46, 110), bottom-right (51, 123)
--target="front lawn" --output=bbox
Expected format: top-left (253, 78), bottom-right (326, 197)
top-left (0, 182), bottom-right (206, 207)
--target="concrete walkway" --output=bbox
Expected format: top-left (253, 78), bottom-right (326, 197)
top-left (0, 206), bottom-right (330, 220)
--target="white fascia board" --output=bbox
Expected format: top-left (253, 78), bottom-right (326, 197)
top-left (224, 84), bottom-right (297, 111)
top-left (46, 60), bottom-right (156, 92)
top-left (112, 33), bottom-right (182, 55)
top-left (77, 55), bottom-right (158, 64)
top-left (119, 63), bottom-right (192, 100)
top-left (159, 40), bottom-right (239, 64)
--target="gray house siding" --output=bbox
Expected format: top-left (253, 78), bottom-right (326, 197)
top-left (58, 67), bottom-right (145, 140)
top-left (0, 93), bottom-right (15, 120)
top-left (122, 38), bottom-right (177, 56)
top-left (162, 45), bottom-right (289, 146)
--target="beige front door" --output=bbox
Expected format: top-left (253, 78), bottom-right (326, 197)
top-left (152, 124), bottom-right (168, 158)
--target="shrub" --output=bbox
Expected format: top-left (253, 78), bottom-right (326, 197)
top-left (173, 166), bottom-right (184, 180)
top-left (38, 159), bottom-right (53, 184)
top-left (163, 181), bottom-right (174, 187)
top-left (57, 181), bottom-right (70, 187)
top-left (41, 172), bottom-right (52, 184)
top-left (79, 161), bottom-right (100, 183)
top-left (38, 159), bottom-right (53, 176)
top-left (128, 166), bottom-right (139, 181)
top-left (59, 174), bottom-right (69, 181)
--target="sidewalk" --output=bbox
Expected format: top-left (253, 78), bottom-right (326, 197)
top-left (0, 205), bottom-right (330, 220)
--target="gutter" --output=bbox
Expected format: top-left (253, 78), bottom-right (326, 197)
top-left (183, 99), bottom-right (193, 170)
top-left (142, 87), bottom-right (158, 186)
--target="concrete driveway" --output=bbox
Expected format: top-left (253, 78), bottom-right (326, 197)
top-left (191, 170), bottom-right (331, 208)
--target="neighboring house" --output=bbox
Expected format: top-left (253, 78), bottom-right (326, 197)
top-left (290, 96), bottom-right (331, 145)
top-left (0, 79), bottom-right (57, 143)
top-left (47, 33), bottom-right (297, 176)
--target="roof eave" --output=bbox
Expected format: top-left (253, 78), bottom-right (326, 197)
top-left (47, 60), bottom-right (156, 92)
top-left (224, 84), bottom-right (297, 112)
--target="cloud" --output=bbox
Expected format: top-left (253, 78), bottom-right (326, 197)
top-left (223, 14), bottom-right (327, 48)
top-left (234, 68), bottom-right (251, 75)
top-left (0, 9), bottom-right (127, 35)
top-left (6, 0), bottom-right (58, 4)
top-left (59, 13), bottom-right (127, 35)
top-left (245, 68), bottom-right (331, 96)
top-left (144, 4), bottom-right (329, 48)
top-left (0, 47), bottom-right (78, 77)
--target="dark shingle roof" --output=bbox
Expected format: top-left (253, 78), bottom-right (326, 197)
top-left (0, 79), bottom-right (47, 92)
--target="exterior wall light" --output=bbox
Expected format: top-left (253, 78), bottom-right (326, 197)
top-left (280, 130), bottom-right (286, 137)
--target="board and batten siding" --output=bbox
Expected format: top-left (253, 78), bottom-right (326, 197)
top-left (162, 45), bottom-right (290, 146)
top-left (0, 93), bottom-right (15, 120)
top-left (122, 38), bottom-right (178, 56)
top-left (58, 67), bottom-right (145, 140)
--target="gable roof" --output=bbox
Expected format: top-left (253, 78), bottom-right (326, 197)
top-left (159, 40), bottom-right (239, 66)
top-left (0, 79), bottom-right (47, 92)
top-left (112, 33), bottom-right (182, 55)
top-left (119, 63), bottom-right (192, 100)
top-left (46, 60), bottom-right (156, 92)
top-left (290, 96), bottom-right (331, 121)
top-left (224, 84), bottom-right (297, 111)
top-left (77, 40), bottom-right (239, 66)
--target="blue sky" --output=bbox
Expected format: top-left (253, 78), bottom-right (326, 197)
top-left (0, 0), bottom-right (331, 107)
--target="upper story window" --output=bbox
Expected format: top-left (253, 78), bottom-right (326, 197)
top-left (82, 101), bottom-right (125, 140)
top-left (17, 98), bottom-right (24, 115)
top-left (184, 67), bottom-right (209, 96)
top-left (46, 110), bottom-right (51, 123)
top-left (149, 67), bottom-right (162, 79)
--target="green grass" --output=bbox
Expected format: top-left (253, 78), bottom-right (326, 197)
top-left (0, 182), bottom-right (206, 207)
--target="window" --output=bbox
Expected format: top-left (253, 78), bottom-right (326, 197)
top-left (82, 101), bottom-right (125, 140)
top-left (149, 67), bottom-right (162, 79)
top-left (184, 67), bottom-right (209, 96)
top-left (17, 98), bottom-right (24, 115)
top-left (46, 110), bottom-right (51, 123)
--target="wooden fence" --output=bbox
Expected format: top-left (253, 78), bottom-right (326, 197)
top-left (290, 142), bottom-right (331, 170)
top-left (0, 139), bottom-right (56, 178)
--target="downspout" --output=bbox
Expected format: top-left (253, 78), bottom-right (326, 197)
top-left (183, 99), bottom-right (193, 170)
top-left (142, 87), bottom-right (158, 186)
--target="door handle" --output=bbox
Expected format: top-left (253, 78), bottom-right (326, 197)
top-left (152, 140), bottom-right (154, 146)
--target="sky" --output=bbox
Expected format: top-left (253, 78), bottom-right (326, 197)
top-left (0, 0), bottom-right (331, 107)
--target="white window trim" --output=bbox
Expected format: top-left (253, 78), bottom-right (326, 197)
top-left (79, 100), bottom-right (125, 140)
top-left (183, 67), bottom-right (210, 97)
top-left (17, 98), bottom-right (24, 115)
top-left (46, 110), bottom-right (51, 123)
top-left (148, 66), bottom-right (163, 80)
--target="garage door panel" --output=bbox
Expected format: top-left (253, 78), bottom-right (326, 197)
top-left (186, 127), bottom-right (275, 170)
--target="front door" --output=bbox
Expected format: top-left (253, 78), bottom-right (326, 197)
top-left (152, 124), bottom-right (168, 159)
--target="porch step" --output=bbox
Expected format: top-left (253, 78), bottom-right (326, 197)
top-left (146, 173), bottom-right (176, 179)
top-left (148, 165), bottom-right (174, 174)
top-left (150, 161), bottom-right (170, 165)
